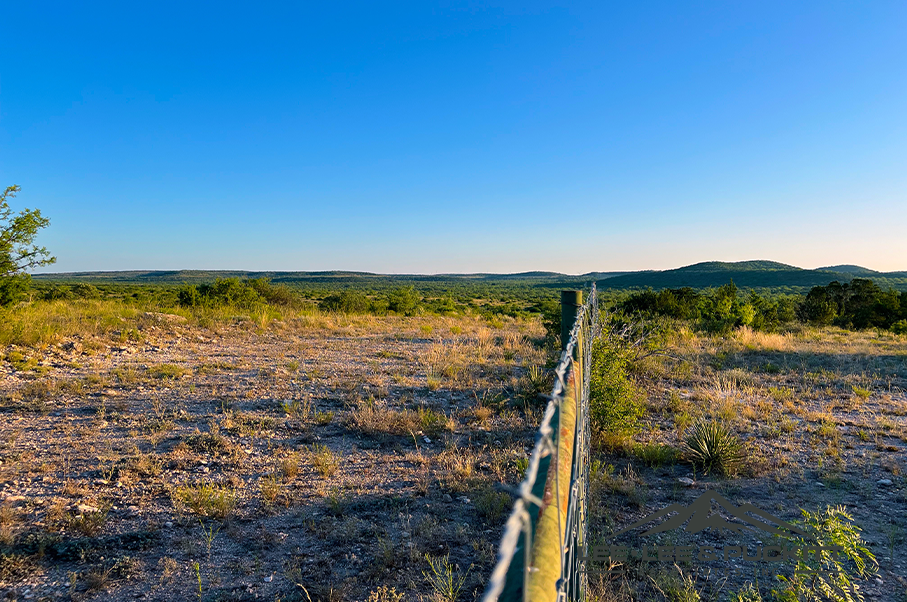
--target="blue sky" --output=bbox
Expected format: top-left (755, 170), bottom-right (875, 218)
top-left (1, 2), bottom-right (905, 273)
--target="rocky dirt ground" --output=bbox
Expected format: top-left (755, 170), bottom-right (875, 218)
top-left (0, 312), bottom-right (548, 602)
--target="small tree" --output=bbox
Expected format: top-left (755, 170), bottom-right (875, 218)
top-left (1, 186), bottom-right (56, 305)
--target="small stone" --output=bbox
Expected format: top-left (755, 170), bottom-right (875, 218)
top-left (76, 504), bottom-right (99, 514)
top-left (263, 575), bottom-right (273, 583)
top-left (677, 477), bottom-right (695, 487)
top-left (815, 482), bottom-right (825, 487)
top-left (164, 521), bottom-right (174, 528)
top-left (442, 494), bottom-right (453, 502)
top-left (877, 479), bottom-right (893, 486)
top-left (423, 436), bottom-right (432, 444)
top-left (874, 577), bottom-right (884, 585)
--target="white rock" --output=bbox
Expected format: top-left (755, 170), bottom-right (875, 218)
top-left (263, 575), bottom-right (273, 583)
top-left (677, 477), bottom-right (695, 487)
top-left (877, 479), bottom-right (893, 486)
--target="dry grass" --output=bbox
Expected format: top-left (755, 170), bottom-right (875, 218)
top-left (172, 484), bottom-right (237, 520)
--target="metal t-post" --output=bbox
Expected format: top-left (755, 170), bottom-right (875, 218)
top-left (560, 290), bottom-right (582, 357)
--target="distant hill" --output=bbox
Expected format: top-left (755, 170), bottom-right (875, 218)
top-left (817, 265), bottom-right (880, 275)
top-left (593, 260), bottom-right (907, 291)
top-left (31, 262), bottom-right (907, 291)
top-left (672, 260), bottom-right (802, 272)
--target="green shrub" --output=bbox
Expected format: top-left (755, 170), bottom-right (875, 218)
top-left (177, 285), bottom-right (203, 307)
top-left (247, 277), bottom-right (301, 307)
top-left (40, 283), bottom-right (73, 301)
top-left (632, 443), bottom-right (678, 467)
top-left (589, 337), bottom-right (645, 436)
top-left (387, 286), bottom-right (421, 315)
top-left (178, 278), bottom-right (262, 308)
top-left (892, 320), bottom-right (907, 335)
top-left (475, 487), bottom-right (511, 523)
top-left (200, 278), bottom-right (261, 308)
top-left (0, 274), bottom-right (30, 306)
top-left (772, 505), bottom-right (877, 602)
top-left (319, 290), bottom-right (370, 313)
top-left (72, 283), bottom-right (101, 299)
top-left (537, 298), bottom-right (561, 346)
top-left (683, 420), bottom-right (744, 476)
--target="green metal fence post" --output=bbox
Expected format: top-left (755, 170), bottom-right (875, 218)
top-left (561, 291), bottom-right (582, 357)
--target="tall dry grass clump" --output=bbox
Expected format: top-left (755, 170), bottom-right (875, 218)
top-left (0, 299), bottom-right (149, 346)
top-left (733, 326), bottom-right (793, 352)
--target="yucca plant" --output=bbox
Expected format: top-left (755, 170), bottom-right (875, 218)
top-left (684, 420), bottom-right (745, 476)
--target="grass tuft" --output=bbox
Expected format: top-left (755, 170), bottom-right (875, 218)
top-left (173, 484), bottom-right (236, 520)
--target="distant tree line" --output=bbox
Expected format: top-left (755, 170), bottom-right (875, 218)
top-left (797, 278), bottom-right (907, 331)
top-left (618, 279), bottom-right (907, 334)
top-left (173, 277), bottom-right (546, 320)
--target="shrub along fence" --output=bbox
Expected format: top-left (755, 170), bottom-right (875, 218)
top-left (482, 287), bottom-right (600, 602)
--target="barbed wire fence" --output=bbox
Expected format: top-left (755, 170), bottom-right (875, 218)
top-left (482, 286), bottom-right (600, 602)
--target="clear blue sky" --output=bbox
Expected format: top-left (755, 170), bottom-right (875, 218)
top-left (2, 2), bottom-right (905, 274)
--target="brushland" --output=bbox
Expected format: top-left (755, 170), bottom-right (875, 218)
top-left (0, 275), bottom-right (905, 601)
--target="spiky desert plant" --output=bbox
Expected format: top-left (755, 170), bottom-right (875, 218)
top-left (684, 420), bottom-right (745, 476)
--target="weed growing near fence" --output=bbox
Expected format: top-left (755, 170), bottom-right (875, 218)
top-left (773, 506), bottom-right (877, 602)
top-left (589, 337), bottom-right (645, 438)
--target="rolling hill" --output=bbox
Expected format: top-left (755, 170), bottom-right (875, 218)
top-left (31, 261), bottom-right (907, 291)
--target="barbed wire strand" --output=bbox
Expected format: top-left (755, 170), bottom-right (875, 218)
top-left (482, 285), bottom-right (599, 602)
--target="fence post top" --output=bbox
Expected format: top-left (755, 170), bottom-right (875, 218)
top-left (560, 290), bottom-right (582, 306)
